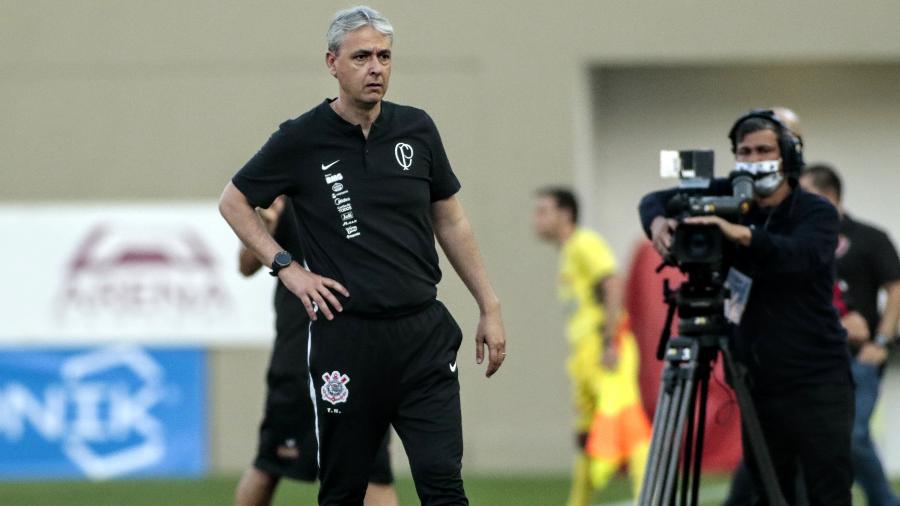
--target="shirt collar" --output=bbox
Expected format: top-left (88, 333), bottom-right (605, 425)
top-left (319, 98), bottom-right (391, 135)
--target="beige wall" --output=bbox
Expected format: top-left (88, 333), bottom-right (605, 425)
top-left (587, 63), bottom-right (900, 264)
top-left (4, 1), bottom-right (900, 474)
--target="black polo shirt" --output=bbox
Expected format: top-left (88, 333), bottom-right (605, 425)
top-left (837, 214), bottom-right (900, 335)
top-left (233, 99), bottom-right (461, 316)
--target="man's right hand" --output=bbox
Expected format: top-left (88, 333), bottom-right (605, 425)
top-left (278, 264), bottom-right (349, 321)
top-left (650, 216), bottom-right (679, 258)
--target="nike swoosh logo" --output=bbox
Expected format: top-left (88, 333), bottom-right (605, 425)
top-left (449, 361), bottom-right (457, 373)
top-left (321, 160), bottom-right (340, 171)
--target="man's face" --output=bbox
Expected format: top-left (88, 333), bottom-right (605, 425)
top-left (326, 26), bottom-right (392, 107)
top-left (736, 128), bottom-right (789, 199)
top-left (735, 129), bottom-right (781, 163)
top-left (532, 196), bottom-right (566, 241)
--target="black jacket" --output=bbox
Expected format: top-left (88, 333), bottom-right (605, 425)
top-left (639, 180), bottom-right (851, 393)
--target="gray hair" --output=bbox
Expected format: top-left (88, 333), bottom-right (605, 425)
top-left (326, 6), bottom-right (394, 54)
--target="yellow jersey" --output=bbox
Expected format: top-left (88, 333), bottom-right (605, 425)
top-left (559, 228), bottom-right (617, 345)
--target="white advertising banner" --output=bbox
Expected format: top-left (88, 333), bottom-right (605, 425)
top-left (0, 203), bottom-right (277, 345)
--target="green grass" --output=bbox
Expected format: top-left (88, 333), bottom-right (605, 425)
top-left (0, 474), bottom-right (580, 506)
top-left (0, 474), bottom-right (895, 505)
top-left (0, 476), bottom-right (612, 506)
top-left (0, 473), bottom-right (705, 506)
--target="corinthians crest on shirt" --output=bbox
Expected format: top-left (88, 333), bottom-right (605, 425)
top-left (321, 371), bottom-right (350, 405)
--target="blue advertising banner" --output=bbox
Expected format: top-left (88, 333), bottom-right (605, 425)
top-left (0, 346), bottom-right (207, 480)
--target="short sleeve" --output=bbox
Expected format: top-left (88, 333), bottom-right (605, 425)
top-left (871, 230), bottom-right (900, 286)
top-left (231, 124), bottom-right (300, 209)
top-left (577, 232), bottom-right (618, 283)
top-left (424, 114), bottom-right (461, 202)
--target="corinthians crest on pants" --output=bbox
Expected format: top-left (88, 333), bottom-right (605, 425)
top-left (321, 371), bottom-right (350, 405)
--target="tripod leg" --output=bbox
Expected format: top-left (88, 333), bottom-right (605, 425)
top-left (661, 373), bottom-right (695, 506)
top-left (690, 367), bottom-right (711, 506)
top-left (654, 379), bottom-right (687, 505)
top-left (680, 372), bottom-right (700, 506)
top-left (720, 340), bottom-right (788, 506)
top-left (639, 376), bottom-right (671, 506)
top-left (641, 366), bottom-right (689, 505)
top-left (650, 381), bottom-right (683, 505)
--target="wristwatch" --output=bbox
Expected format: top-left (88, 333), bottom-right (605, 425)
top-left (873, 334), bottom-right (891, 348)
top-left (269, 250), bottom-right (293, 277)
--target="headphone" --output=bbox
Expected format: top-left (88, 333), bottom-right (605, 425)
top-left (727, 109), bottom-right (805, 177)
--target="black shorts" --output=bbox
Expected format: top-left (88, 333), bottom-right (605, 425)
top-left (309, 300), bottom-right (466, 505)
top-left (253, 285), bottom-right (393, 484)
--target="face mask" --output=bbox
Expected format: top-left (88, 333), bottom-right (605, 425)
top-left (752, 171), bottom-right (785, 197)
top-left (734, 160), bottom-right (784, 197)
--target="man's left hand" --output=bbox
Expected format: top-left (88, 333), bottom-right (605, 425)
top-left (475, 309), bottom-right (507, 378)
top-left (683, 215), bottom-right (752, 246)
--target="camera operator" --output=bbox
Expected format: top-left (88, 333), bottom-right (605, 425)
top-left (638, 110), bottom-right (853, 505)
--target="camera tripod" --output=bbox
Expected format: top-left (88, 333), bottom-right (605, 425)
top-left (637, 278), bottom-right (787, 506)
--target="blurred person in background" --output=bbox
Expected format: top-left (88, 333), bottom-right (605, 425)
top-left (771, 107), bottom-right (801, 137)
top-left (801, 163), bottom-right (900, 506)
top-left (220, 6), bottom-right (507, 505)
top-left (532, 187), bottom-right (651, 505)
top-left (233, 196), bottom-right (397, 506)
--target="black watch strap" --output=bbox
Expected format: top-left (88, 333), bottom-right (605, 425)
top-left (269, 250), bottom-right (293, 277)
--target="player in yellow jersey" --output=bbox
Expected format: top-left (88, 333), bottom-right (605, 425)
top-left (532, 187), bottom-right (651, 505)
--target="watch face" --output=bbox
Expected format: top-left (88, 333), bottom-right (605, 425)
top-left (274, 250), bottom-right (293, 267)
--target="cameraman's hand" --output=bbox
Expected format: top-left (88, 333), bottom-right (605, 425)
top-left (278, 263), bottom-right (349, 321)
top-left (683, 216), bottom-right (752, 247)
top-left (650, 216), bottom-right (679, 257)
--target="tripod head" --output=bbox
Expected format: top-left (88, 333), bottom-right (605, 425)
top-left (655, 271), bottom-right (730, 361)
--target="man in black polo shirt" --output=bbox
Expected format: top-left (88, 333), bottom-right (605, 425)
top-left (639, 110), bottom-right (853, 505)
top-left (800, 163), bottom-right (900, 506)
top-left (219, 6), bottom-right (507, 506)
